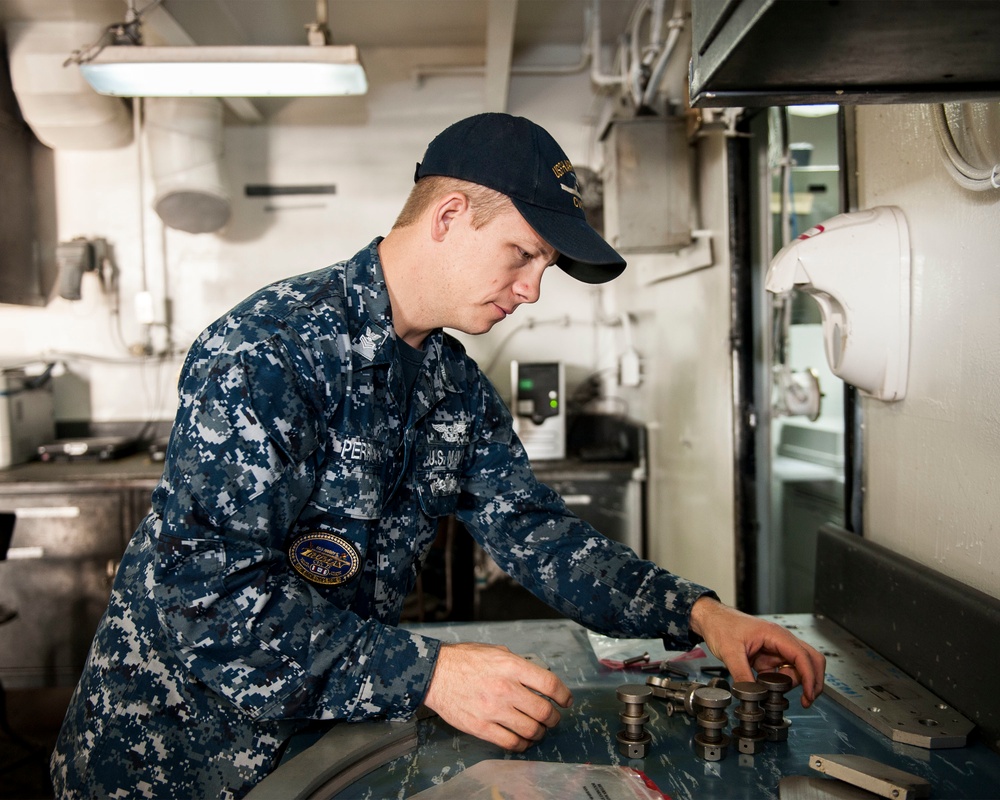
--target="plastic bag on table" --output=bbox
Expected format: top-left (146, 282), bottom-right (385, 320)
top-left (585, 630), bottom-right (706, 670)
top-left (408, 760), bottom-right (671, 800)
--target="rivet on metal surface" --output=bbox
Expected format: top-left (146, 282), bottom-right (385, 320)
top-left (757, 671), bottom-right (793, 742)
top-left (616, 683), bottom-right (652, 759)
top-left (692, 685), bottom-right (732, 761)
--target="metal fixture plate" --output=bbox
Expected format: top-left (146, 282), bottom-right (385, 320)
top-left (779, 775), bottom-right (885, 800)
top-left (764, 614), bottom-right (974, 748)
top-left (810, 754), bottom-right (931, 800)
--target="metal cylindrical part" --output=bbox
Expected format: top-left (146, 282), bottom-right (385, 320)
top-left (617, 684), bottom-right (652, 759)
top-left (756, 672), bottom-right (793, 742)
top-left (693, 685), bottom-right (732, 761)
top-left (731, 680), bottom-right (768, 754)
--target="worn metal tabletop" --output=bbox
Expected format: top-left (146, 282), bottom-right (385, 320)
top-left (337, 618), bottom-right (1000, 799)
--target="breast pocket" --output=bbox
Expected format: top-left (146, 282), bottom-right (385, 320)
top-left (314, 436), bottom-right (384, 520)
top-left (415, 443), bottom-right (464, 518)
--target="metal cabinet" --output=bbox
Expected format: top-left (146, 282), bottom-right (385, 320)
top-left (689, 0), bottom-right (1000, 107)
top-left (473, 461), bottom-right (647, 621)
top-left (0, 490), bottom-right (124, 688)
top-left (0, 458), bottom-right (161, 689)
top-left (540, 468), bottom-right (645, 558)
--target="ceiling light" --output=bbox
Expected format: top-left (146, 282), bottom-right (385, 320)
top-left (78, 44), bottom-right (368, 97)
top-left (788, 104), bottom-right (839, 118)
top-left (70, 0), bottom-right (367, 98)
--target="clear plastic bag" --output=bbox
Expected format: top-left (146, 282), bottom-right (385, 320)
top-left (408, 760), bottom-right (670, 800)
top-left (585, 630), bottom-right (704, 670)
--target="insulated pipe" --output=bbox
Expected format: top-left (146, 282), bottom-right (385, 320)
top-left (145, 97), bottom-right (231, 234)
top-left (590, 0), bottom-right (625, 88)
top-left (641, 0), bottom-right (686, 108)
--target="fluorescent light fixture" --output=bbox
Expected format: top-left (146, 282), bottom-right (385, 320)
top-left (788, 104), bottom-right (839, 118)
top-left (79, 45), bottom-right (368, 97)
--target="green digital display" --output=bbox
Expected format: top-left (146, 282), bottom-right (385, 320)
top-left (519, 378), bottom-right (534, 390)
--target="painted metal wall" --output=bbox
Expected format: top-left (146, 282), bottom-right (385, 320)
top-left (0, 46), bottom-right (598, 423)
top-left (855, 103), bottom-right (1000, 600)
top-left (615, 127), bottom-right (738, 604)
top-left (0, 40), bottom-right (740, 601)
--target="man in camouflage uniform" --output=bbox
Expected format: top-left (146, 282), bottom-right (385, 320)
top-left (51, 114), bottom-right (825, 799)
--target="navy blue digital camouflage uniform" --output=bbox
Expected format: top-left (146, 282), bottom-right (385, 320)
top-left (51, 238), bottom-right (714, 799)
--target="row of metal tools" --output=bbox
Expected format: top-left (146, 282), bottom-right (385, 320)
top-left (616, 670), bottom-right (794, 761)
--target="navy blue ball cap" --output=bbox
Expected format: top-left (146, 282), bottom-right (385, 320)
top-left (414, 113), bottom-right (626, 284)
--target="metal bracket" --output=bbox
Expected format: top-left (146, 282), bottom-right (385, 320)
top-left (810, 754), bottom-right (931, 800)
top-left (764, 614), bottom-right (975, 748)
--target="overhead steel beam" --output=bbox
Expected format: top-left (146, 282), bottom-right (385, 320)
top-left (484, 0), bottom-right (518, 112)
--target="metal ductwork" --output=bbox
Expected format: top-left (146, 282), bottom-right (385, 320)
top-left (6, 21), bottom-right (132, 150)
top-left (145, 96), bottom-right (231, 234)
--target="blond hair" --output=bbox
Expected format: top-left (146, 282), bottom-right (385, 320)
top-left (392, 175), bottom-right (512, 230)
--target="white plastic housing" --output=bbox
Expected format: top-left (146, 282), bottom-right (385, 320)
top-left (765, 206), bottom-right (911, 401)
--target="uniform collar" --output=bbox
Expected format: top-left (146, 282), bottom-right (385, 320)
top-left (344, 238), bottom-right (459, 395)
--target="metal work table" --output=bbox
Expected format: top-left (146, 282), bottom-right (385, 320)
top-left (0, 452), bottom-right (163, 490)
top-left (331, 618), bottom-right (1000, 799)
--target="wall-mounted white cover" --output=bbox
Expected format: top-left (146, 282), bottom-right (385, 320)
top-left (765, 206), bottom-right (911, 401)
top-left (6, 21), bottom-right (133, 150)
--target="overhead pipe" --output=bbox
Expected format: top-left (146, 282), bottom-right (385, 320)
top-left (590, 0), bottom-right (627, 89)
top-left (641, 0), bottom-right (686, 107)
top-left (412, 0), bottom-right (681, 100)
top-left (413, 2), bottom-right (597, 83)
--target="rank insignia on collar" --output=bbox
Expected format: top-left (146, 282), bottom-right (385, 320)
top-left (352, 324), bottom-right (388, 361)
top-left (288, 532), bottom-right (361, 585)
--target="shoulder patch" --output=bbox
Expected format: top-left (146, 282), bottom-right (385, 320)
top-left (288, 532), bottom-right (361, 585)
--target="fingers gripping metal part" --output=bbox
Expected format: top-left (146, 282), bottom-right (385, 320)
top-left (757, 671), bottom-right (793, 742)
top-left (616, 684), bottom-right (652, 759)
top-left (693, 685), bottom-right (732, 761)
top-left (731, 681), bottom-right (768, 754)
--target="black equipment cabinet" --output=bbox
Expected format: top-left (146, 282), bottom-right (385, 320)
top-left (690, 0), bottom-right (1000, 107)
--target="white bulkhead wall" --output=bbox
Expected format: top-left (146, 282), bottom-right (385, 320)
top-left (855, 103), bottom-right (1000, 601)
top-left (0, 37), bottom-right (740, 600)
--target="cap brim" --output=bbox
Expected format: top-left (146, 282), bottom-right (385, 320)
top-left (511, 198), bottom-right (626, 285)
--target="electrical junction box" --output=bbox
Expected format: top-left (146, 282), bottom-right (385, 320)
top-left (510, 361), bottom-right (565, 461)
top-left (602, 117), bottom-right (692, 253)
top-left (0, 369), bottom-right (56, 468)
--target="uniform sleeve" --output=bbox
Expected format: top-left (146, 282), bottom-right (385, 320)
top-left (454, 378), bottom-right (715, 649)
top-left (151, 328), bottom-right (439, 723)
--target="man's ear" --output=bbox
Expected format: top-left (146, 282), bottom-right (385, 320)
top-left (430, 192), bottom-right (470, 243)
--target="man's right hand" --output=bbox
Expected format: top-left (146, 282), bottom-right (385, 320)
top-left (422, 642), bottom-right (574, 752)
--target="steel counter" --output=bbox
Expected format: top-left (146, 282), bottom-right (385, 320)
top-left (325, 618), bottom-right (1000, 799)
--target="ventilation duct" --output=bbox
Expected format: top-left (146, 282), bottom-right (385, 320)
top-left (145, 97), bottom-right (230, 234)
top-left (6, 21), bottom-right (132, 150)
